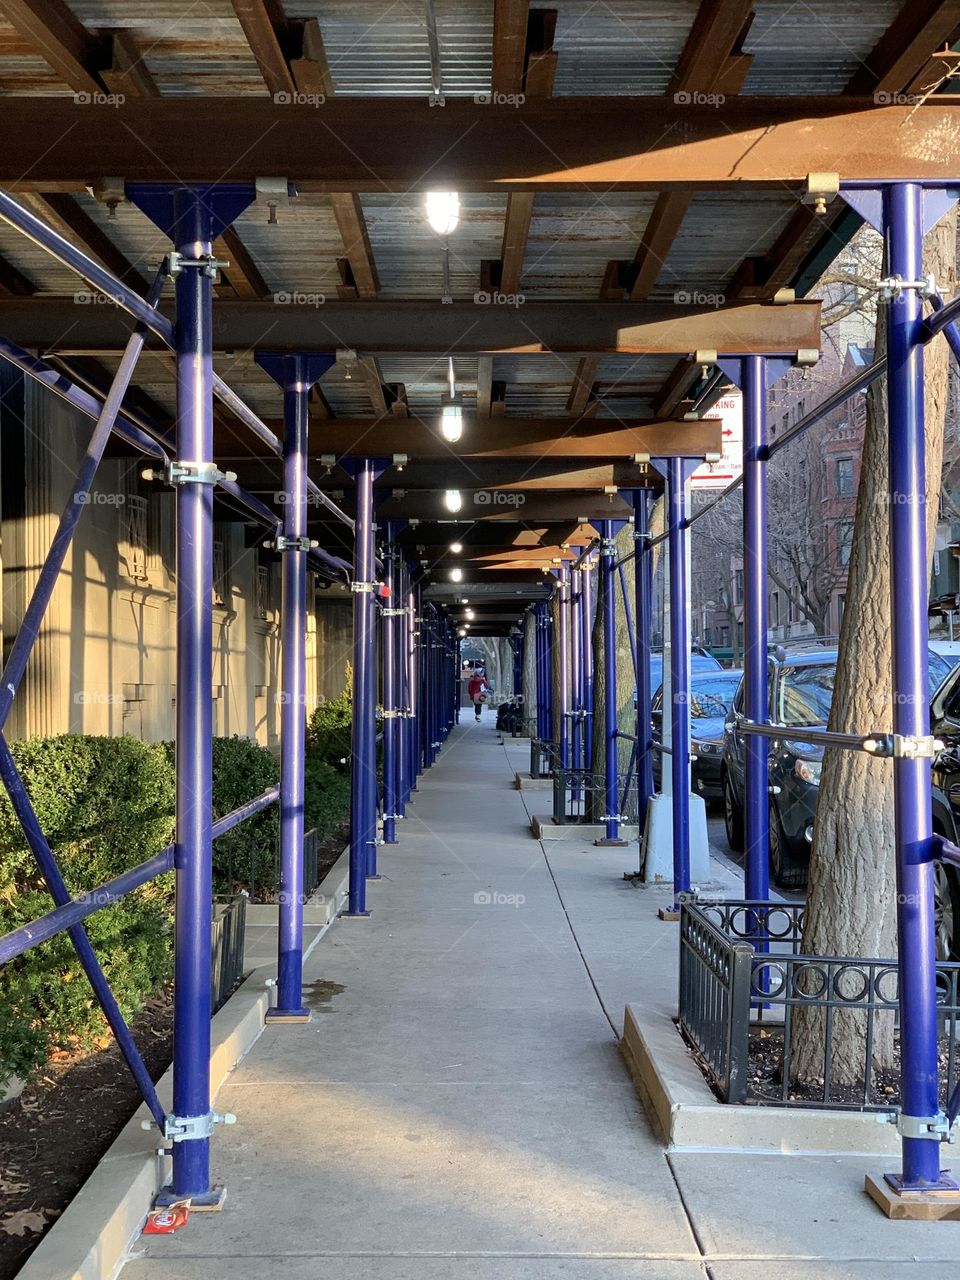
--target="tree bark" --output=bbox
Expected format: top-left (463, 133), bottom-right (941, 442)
top-left (791, 208), bottom-right (955, 1086)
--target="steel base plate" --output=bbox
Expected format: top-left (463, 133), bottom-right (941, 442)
top-left (155, 1184), bottom-right (227, 1212)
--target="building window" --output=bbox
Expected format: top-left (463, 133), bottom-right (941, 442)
top-left (213, 524), bottom-right (229, 606)
top-left (836, 593), bottom-right (846, 630)
top-left (256, 562), bottom-right (271, 621)
top-left (121, 494), bottom-right (149, 581)
top-left (734, 568), bottom-right (743, 605)
top-left (934, 551), bottom-right (942, 578)
top-left (836, 457), bottom-right (854, 497)
top-left (837, 520), bottom-right (853, 568)
top-left (770, 591), bottom-right (780, 627)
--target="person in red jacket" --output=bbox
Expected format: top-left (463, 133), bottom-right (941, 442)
top-left (467, 670), bottom-right (491, 722)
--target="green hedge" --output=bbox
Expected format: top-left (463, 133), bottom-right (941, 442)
top-left (0, 735), bottom-right (176, 1090)
top-left (162, 736), bottom-right (281, 896)
top-left (307, 682), bottom-right (353, 772)
top-left (0, 722), bottom-right (353, 1091)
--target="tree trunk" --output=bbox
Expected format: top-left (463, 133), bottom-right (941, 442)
top-left (791, 208), bottom-right (955, 1086)
top-left (522, 609), bottom-right (537, 734)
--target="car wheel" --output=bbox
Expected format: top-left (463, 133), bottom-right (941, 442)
top-left (723, 772), bottom-right (744, 852)
top-left (934, 860), bottom-right (960, 961)
top-left (769, 801), bottom-right (807, 890)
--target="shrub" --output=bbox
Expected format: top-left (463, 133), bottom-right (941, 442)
top-left (161, 736), bottom-right (281, 896)
top-left (304, 755), bottom-right (351, 841)
top-left (0, 735), bottom-right (176, 1090)
top-left (307, 670), bottom-right (353, 772)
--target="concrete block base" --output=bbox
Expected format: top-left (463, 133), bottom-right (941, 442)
top-left (621, 1002), bottom-right (901, 1155)
top-left (865, 1172), bottom-right (960, 1219)
top-left (514, 771), bottom-right (552, 791)
top-left (531, 814), bottom-right (640, 841)
top-left (641, 792), bottom-right (710, 883)
top-left (264, 1009), bottom-right (311, 1024)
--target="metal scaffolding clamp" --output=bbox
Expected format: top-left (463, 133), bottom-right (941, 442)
top-left (890, 733), bottom-right (942, 760)
top-left (382, 607), bottom-right (406, 616)
top-left (351, 580), bottom-right (376, 593)
top-left (599, 813), bottom-right (628, 824)
top-left (275, 535), bottom-right (315, 553)
top-left (164, 250), bottom-right (228, 280)
top-left (877, 273), bottom-right (937, 301)
top-left (381, 708), bottom-right (400, 719)
top-left (143, 460), bottom-right (237, 488)
top-left (162, 1110), bottom-right (236, 1143)
top-left (600, 538), bottom-right (618, 556)
top-left (890, 1110), bottom-right (953, 1142)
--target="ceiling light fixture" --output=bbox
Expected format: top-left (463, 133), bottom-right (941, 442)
top-left (444, 489), bottom-right (462, 513)
top-left (449, 566), bottom-right (464, 582)
top-left (450, 541), bottom-right (463, 554)
top-left (425, 191), bottom-right (460, 236)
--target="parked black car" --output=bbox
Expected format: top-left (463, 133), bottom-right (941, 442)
top-left (652, 668), bottom-right (742, 804)
top-left (721, 642), bottom-right (954, 895)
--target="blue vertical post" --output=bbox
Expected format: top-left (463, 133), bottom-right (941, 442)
top-left (542, 603), bottom-right (555, 744)
top-left (346, 459), bottom-right (378, 915)
top-left (126, 182), bottom-right (253, 1206)
top-left (633, 489), bottom-right (654, 829)
top-left (598, 521), bottom-right (628, 846)
top-left (742, 355), bottom-right (771, 904)
top-left (256, 353), bottom-right (333, 1022)
top-left (581, 560), bottom-right (594, 771)
top-left (557, 564), bottom-right (572, 769)
top-left (667, 460), bottom-right (692, 900)
top-left (381, 535), bottom-right (399, 845)
top-left (570, 558), bottom-right (582, 769)
top-left (535, 605), bottom-right (546, 739)
top-left (395, 554), bottom-right (408, 814)
top-left (407, 573), bottom-right (420, 792)
top-left (884, 181), bottom-right (944, 1192)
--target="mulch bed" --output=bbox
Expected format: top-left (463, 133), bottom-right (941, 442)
top-left (0, 987), bottom-right (174, 1280)
top-left (746, 1027), bottom-right (956, 1108)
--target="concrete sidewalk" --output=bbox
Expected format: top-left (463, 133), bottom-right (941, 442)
top-left (122, 722), bottom-right (960, 1279)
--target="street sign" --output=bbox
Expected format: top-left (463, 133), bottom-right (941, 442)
top-left (691, 391), bottom-right (742, 490)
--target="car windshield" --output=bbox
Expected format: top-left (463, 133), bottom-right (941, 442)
top-left (690, 676), bottom-right (738, 719)
top-left (777, 663), bottom-right (836, 726)
top-left (775, 652), bottom-right (949, 727)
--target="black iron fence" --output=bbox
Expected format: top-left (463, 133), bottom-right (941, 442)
top-left (551, 767), bottom-right (638, 824)
top-left (678, 899), bottom-right (960, 1110)
top-left (529, 737), bottom-right (558, 779)
top-left (211, 894), bottom-right (247, 1011)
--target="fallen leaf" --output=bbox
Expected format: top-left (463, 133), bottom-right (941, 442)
top-left (2, 1209), bottom-right (50, 1236)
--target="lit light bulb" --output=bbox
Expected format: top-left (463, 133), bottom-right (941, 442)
top-left (444, 489), bottom-right (462, 513)
top-left (465, 608), bottom-right (475, 620)
top-left (458, 628), bottom-right (467, 637)
top-left (425, 191), bottom-right (460, 236)
top-left (450, 541), bottom-right (463, 554)
top-left (449, 566), bottom-right (464, 582)
top-left (440, 399), bottom-right (463, 443)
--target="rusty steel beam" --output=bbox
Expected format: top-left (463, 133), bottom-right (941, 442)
top-left (2, 98), bottom-right (960, 189)
top-left (0, 298), bottom-right (821, 356)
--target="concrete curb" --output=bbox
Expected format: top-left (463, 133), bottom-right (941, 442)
top-left (531, 813), bottom-right (641, 841)
top-left (621, 1002), bottom-right (900, 1155)
top-left (17, 848), bottom-right (350, 1280)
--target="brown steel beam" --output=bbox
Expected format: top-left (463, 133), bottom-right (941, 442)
top-left (215, 414), bottom-right (722, 461)
top-left (0, 298), bottom-right (821, 356)
top-left (492, 0), bottom-right (529, 96)
top-left (231, 0), bottom-right (296, 97)
top-left (4, 98), bottom-right (960, 189)
top-left (566, 355), bottom-right (600, 416)
top-left (214, 226), bottom-right (269, 300)
top-left (375, 492), bottom-right (633, 521)
top-left (846, 0), bottom-right (960, 94)
top-left (0, 0), bottom-right (107, 95)
top-left (16, 192), bottom-right (149, 293)
top-left (330, 193), bottom-right (379, 298)
top-left (101, 30), bottom-right (159, 98)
